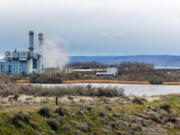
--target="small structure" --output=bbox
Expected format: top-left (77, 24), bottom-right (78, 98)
top-left (64, 67), bottom-right (73, 73)
top-left (96, 67), bottom-right (118, 77)
top-left (107, 67), bottom-right (118, 76)
top-left (64, 67), bottom-right (106, 73)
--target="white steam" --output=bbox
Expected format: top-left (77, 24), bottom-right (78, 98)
top-left (42, 38), bottom-right (69, 69)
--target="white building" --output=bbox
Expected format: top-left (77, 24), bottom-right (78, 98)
top-left (107, 67), bottom-right (118, 76)
top-left (96, 67), bottom-right (118, 76)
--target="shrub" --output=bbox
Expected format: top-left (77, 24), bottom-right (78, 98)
top-left (159, 102), bottom-right (171, 112)
top-left (61, 124), bottom-right (72, 131)
top-left (132, 97), bottom-right (146, 104)
top-left (21, 85), bottom-right (125, 97)
top-left (55, 106), bottom-right (70, 116)
top-left (86, 106), bottom-right (92, 112)
top-left (98, 111), bottom-right (106, 117)
top-left (105, 105), bottom-right (112, 111)
top-left (97, 87), bottom-right (124, 97)
top-left (38, 107), bottom-right (51, 117)
top-left (0, 83), bottom-right (125, 98)
top-left (149, 112), bottom-right (160, 123)
top-left (11, 112), bottom-right (30, 128)
top-left (30, 73), bottom-right (63, 84)
top-left (149, 77), bottom-right (163, 84)
top-left (14, 94), bottom-right (19, 101)
top-left (71, 121), bottom-right (89, 132)
top-left (47, 118), bottom-right (59, 131)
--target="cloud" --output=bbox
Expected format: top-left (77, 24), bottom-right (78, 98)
top-left (113, 33), bottom-right (126, 37)
top-left (0, 0), bottom-right (180, 56)
top-left (1, 0), bottom-right (180, 14)
top-left (101, 33), bottom-right (127, 38)
top-left (101, 33), bottom-right (109, 37)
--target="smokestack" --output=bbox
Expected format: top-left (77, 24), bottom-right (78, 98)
top-left (38, 33), bottom-right (43, 54)
top-left (29, 31), bottom-right (34, 55)
top-left (38, 33), bottom-right (44, 72)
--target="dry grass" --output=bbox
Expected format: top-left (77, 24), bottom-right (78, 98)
top-left (17, 79), bottom-right (180, 85)
top-left (16, 80), bottom-right (30, 83)
top-left (64, 80), bottom-right (180, 85)
top-left (63, 80), bottom-right (150, 84)
top-left (0, 105), bottom-right (42, 114)
top-left (163, 82), bottom-right (180, 85)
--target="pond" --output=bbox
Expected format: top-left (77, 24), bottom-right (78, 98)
top-left (32, 83), bottom-right (180, 97)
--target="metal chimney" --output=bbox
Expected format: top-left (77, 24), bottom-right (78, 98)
top-left (29, 31), bottom-right (34, 56)
top-left (38, 33), bottom-right (43, 54)
top-left (38, 33), bottom-right (44, 72)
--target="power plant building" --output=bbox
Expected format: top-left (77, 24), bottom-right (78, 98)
top-left (0, 31), bottom-right (43, 75)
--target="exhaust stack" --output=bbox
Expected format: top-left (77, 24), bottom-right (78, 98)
top-left (38, 33), bottom-right (44, 72)
top-left (38, 33), bottom-right (43, 55)
top-left (29, 31), bottom-right (34, 56)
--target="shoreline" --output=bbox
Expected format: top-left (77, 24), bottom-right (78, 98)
top-left (17, 79), bottom-right (180, 85)
top-left (63, 80), bottom-right (180, 85)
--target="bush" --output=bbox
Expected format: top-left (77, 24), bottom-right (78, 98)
top-left (61, 124), bottom-right (72, 131)
top-left (11, 112), bottom-right (30, 128)
top-left (71, 121), bottom-right (89, 132)
top-left (0, 82), bottom-right (125, 98)
top-left (159, 102), bottom-right (171, 112)
top-left (98, 111), bottom-right (106, 117)
top-left (149, 77), bottom-right (163, 84)
top-left (17, 85), bottom-right (125, 97)
top-left (47, 118), bottom-right (59, 131)
top-left (149, 112), bottom-right (160, 123)
top-left (97, 87), bottom-right (124, 97)
top-left (39, 107), bottom-right (51, 117)
top-left (99, 87), bottom-right (124, 97)
top-left (55, 106), bottom-right (70, 116)
top-left (30, 73), bottom-right (63, 84)
top-left (132, 97), bottom-right (146, 104)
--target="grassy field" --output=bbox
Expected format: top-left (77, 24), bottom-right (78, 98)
top-left (0, 95), bottom-right (180, 135)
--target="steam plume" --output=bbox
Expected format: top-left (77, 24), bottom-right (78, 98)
top-left (42, 38), bottom-right (69, 69)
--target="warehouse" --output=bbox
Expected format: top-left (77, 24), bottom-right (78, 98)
top-left (0, 31), bottom-right (43, 75)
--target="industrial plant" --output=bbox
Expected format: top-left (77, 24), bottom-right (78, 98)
top-left (0, 31), bottom-right (43, 75)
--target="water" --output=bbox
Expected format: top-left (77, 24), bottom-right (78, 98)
top-left (32, 83), bottom-right (180, 97)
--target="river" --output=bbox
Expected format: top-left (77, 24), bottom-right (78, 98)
top-left (32, 83), bottom-right (180, 97)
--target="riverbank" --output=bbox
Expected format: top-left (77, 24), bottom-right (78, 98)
top-left (63, 80), bottom-right (180, 85)
top-left (17, 79), bottom-right (180, 85)
top-left (63, 80), bottom-right (149, 84)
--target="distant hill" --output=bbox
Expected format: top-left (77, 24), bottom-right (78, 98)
top-left (69, 55), bottom-right (180, 68)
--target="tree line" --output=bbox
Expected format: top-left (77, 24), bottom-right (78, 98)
top-left (67, 61), bottom-right (154, 70)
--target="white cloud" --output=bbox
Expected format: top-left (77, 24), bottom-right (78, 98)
top-left (101, 33), bottom-right (109, 37)
top-left (0, 0), bottom-right (180, 26)
top-left (101, 33), bottom-right (126, 38)
top-left (113, 33), bottom-right (126, 38)
top-left (1, 0), bottom-right (180, 13)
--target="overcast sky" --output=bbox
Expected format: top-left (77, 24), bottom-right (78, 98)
top-left (0, 0), bottom-right (180, 56)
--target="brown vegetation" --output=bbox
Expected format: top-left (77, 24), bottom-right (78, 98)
top-left (63, 79), bottom-right (150, 84)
